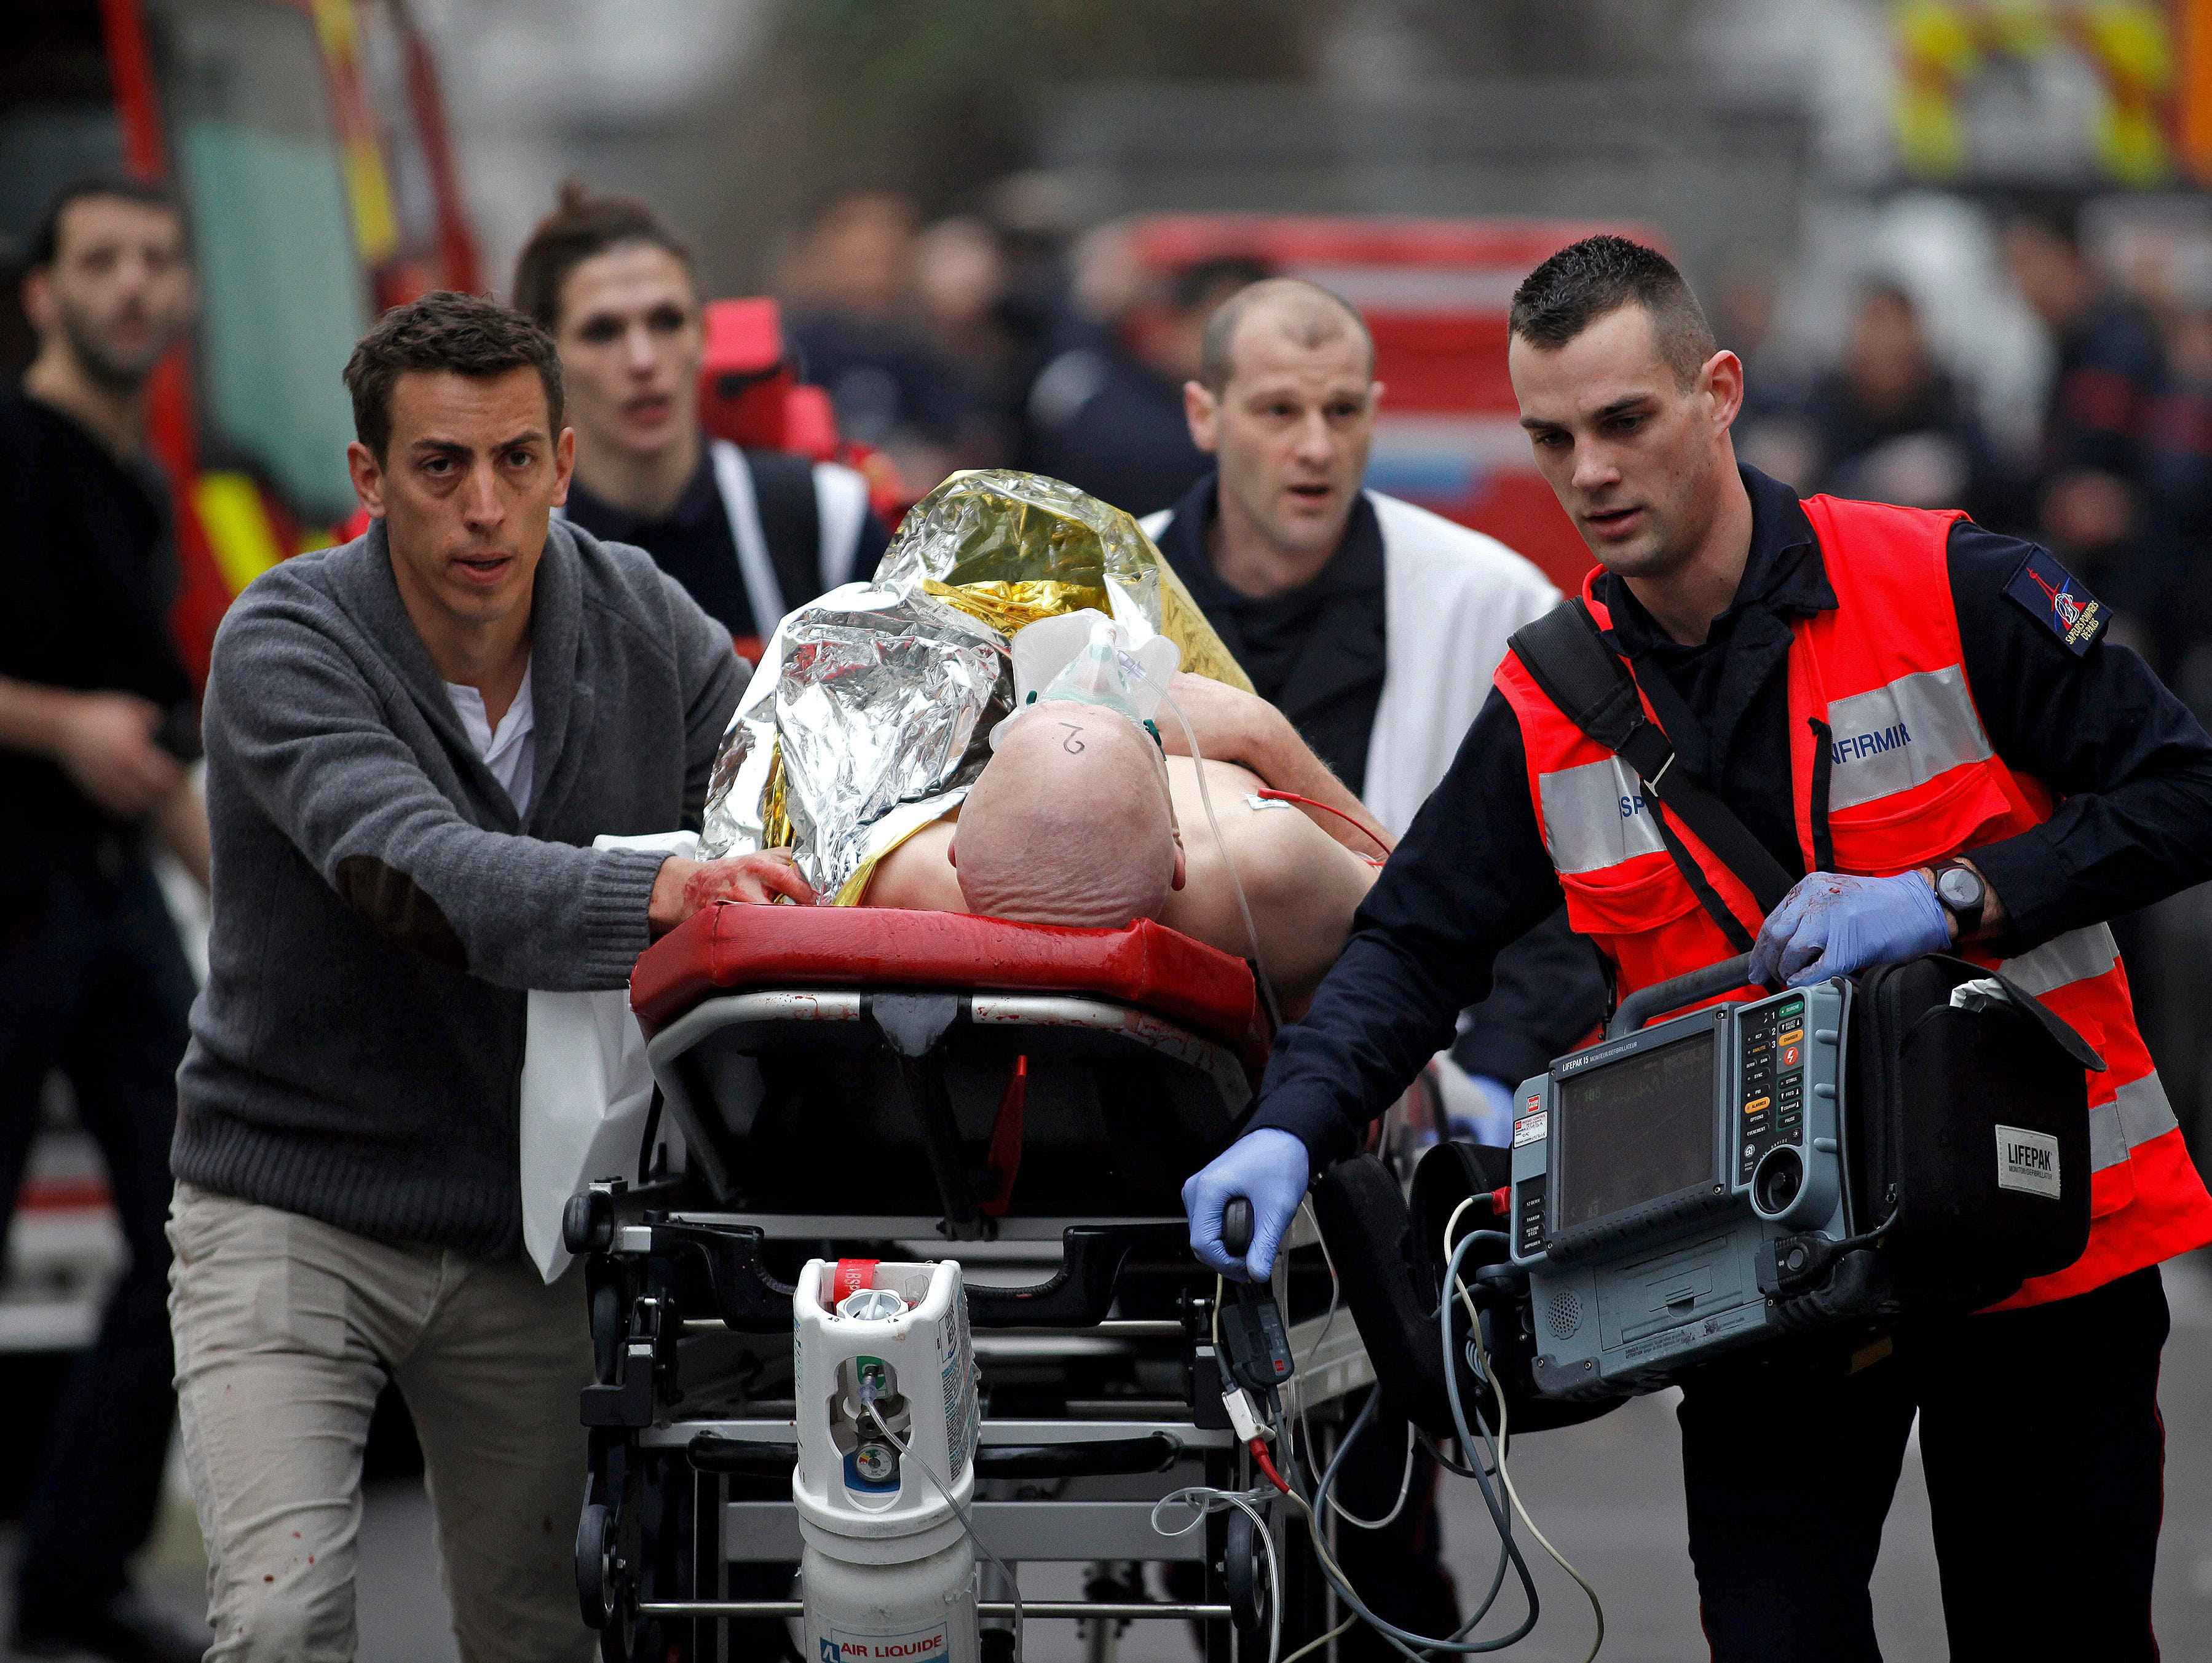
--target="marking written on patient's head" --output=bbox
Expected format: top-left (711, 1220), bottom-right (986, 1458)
top-left (1058, 723), bottom-right (1086, 754)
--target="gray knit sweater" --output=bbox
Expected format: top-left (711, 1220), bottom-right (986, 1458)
top-left (173, 517), bottom-right (743, 1255)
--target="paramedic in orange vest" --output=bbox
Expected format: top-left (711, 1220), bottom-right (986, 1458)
top-left (1184, 234), bottom-right (2212, 1662)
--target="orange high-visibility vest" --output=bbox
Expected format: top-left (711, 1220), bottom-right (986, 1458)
top-left (1495, 494), bottom-right (2212, 1307)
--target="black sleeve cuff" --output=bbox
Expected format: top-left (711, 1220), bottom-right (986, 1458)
top-left (1245, 1093), bottom-right (1359, 1173)
top-left (1961, 824), bottom-right (2070, 955)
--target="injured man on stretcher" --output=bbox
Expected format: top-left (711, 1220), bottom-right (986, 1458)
top-left (673, 469), bottom-right (1385, 1014)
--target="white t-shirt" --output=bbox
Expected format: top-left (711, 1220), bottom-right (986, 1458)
top-left (444, 662), bottom-right (536, 818)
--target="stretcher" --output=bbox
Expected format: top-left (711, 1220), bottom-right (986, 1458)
top-left (566, 902), bottom-right (1374, 1662)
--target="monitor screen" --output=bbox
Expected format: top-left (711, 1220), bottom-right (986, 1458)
top-left (1555, 1030), bottom-right (1718, 1230)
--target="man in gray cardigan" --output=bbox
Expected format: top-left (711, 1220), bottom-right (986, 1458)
top-left (168, 292), bottom-right (809, 1662)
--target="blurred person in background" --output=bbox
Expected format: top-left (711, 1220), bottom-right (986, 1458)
top-left (2137, 304), bottom-right (2212, 691)
top-left (1147, 276), bottom-right (1606, 1657)
top-left (1713, 266), bottom-right (1823, 491)
top-left (515, 183), bottom-right (887, 662)
top-left (912, 215), bottom-right (1025, 465)
top-left (1799, 282), bottom-right (1999, 519)
top-left (0, 178), bottom-right (207, 1663)
top-left (2003, 208), bottom-right (2165, 617)
top-left (1025, 234), bottom-right (1273, 516)
top-left (780, 188), bottom-right (978, 492)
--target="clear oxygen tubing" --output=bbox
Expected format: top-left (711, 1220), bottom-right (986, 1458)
top-left (1440, 1205), bottom-right (1606, 1663)
top-left (1154, 682), bottom-right (1285, 1035)
top-left (860, 1393), bottom-right (1024, 1663)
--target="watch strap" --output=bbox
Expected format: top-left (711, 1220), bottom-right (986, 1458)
top-left (1927, 859), bottom-right (1987, 937)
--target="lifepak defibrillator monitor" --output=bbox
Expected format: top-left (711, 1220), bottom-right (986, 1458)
top-left (1509, 980), bottom-right (1852, 1396)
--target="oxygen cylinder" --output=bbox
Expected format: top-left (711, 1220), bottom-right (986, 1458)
top-left (794, 1257), bottom-right (982, 1662)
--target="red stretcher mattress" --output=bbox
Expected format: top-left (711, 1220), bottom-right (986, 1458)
top-left (631, 903), bottom-right (1265, 1059)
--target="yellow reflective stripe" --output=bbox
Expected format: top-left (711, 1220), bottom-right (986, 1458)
top-left (194, 472), bottom-right (286, 595)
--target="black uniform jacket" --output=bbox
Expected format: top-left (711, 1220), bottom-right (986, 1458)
top-left (1250, 465), bottom-right (2212, 1166)
top-left (0, 384), bottom-right (196, 914)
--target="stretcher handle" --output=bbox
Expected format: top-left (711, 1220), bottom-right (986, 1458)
top-left (1607, 952), bottom-right (1758, 1039)
top-left (1222, 1197), bottom-right (1255, 1258)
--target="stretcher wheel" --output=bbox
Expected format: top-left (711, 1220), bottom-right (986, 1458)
top-left (566, 1188), bottom-right (615, 1255)
top-left (576, 1501), bottom-right (636, 1660)
top-left (1225, 1508), bottom-right (1271, 1638)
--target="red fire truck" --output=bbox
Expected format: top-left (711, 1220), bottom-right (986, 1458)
top-left (6, 0), bottom-right (481, 689)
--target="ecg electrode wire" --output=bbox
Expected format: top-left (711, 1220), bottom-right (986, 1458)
top-left (1439, 1207), bottom-right (1606, 1663)
top-left (1279, 1611), bottom-right (1357, 1663)
top-left (1306, 1381), bottom-right (1518, 1649)
top-left (1210, 1226), bottom-right (1532, 1655)
top-left (860, 1396), bottom-right (1024, 1662)
top-left (1252, 788), bottom-right (1394, 856)
top-left (1155, 682), bottom-right (1284, 1034)
top-left (1148, 1483), bottom-right (1284, 1663)
top-left (1420, 1426), bottom-right (1496, 1482)
top-left (1284, 1199), bottom-right (1415, 1530)
top-left (1214, 1253), bottom-right (1516, 1657)
top-left (1270, 1365), bottom-right (1543, 1659)
top-left (1281, 1386), bottom-right (1541, 1660)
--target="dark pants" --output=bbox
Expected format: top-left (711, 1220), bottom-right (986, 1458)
top-left (0, 861), bottom-right (193, 1610)
top-left (1681, 1266), bottom-right (2170, 1663)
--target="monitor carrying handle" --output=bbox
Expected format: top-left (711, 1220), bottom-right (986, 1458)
top-left (1607, 952), bottom-right (1755, 1038)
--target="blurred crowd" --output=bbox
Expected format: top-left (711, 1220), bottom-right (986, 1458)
top-left (1726, 207), bottom-right (2212, 709)
top-left (769, 186), bottom-right (1277, 519)
top-left (775, 188), bottom-right (2212, 731)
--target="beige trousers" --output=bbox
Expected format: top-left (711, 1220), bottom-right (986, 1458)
top-left (167, 1182), bottom-right (597, 1663)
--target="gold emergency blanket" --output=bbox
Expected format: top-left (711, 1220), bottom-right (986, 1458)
top-left (700, 469), bottom-right (1249, 904)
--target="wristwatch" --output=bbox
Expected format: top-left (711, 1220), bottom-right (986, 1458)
top-left (1925, 859), bottom-right (1988, 941)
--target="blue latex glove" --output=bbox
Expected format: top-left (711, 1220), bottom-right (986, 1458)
top-left (1182, 1127), bottom-right (1311, 1282)
top-left (1447, 1075), bottom-right (1518, 1147)
top-left (1749, 871), bottom-right (1950, 989)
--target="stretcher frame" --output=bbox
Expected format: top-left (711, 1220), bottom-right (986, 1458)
top-left (571, 970), bottom-right (1373, 1662)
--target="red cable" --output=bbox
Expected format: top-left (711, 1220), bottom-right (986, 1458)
top-left (1254, 789), bottom-right (1394, 856)
top-left (1249, 1438), bottom-right (1290, 1495)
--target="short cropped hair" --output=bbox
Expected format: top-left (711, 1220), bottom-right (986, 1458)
top-left (510, 179), bottom-right (695, 333)
top-left (1508, 235), bottom-right (1716, 390)
top-left (27, 176), bottom-right (183, 271)
top-left (342, 291), bottom-right (564, 460)
top-left (1198, 275), bottom-right (1374, 393)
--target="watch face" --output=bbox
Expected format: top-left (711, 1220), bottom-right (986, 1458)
top-left (1938, 867), bottom-right (1983, 908)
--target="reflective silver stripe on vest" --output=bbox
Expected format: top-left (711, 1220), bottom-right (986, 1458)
top-left (2089, 1072), bottom-right (2180, 1171)
top-left (1824, 665), bottom-right (1993, 812)
top-left (1994, 920), bottom-right (2159, 1172)
top-left (1996, 923), bottom-right (2119, 998)
top-left (1538, 756), bottom-right (1665, 875)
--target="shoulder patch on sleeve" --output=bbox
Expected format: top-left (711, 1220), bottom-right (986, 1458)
top-left (2003, 547), bottom-right (2106, 655)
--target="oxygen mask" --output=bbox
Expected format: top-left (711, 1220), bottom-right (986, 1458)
top-left (990, 610), bottom-right (1180, 752)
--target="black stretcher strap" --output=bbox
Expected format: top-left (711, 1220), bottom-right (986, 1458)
top-left (1511, 599), bottom-right (1797, 938)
